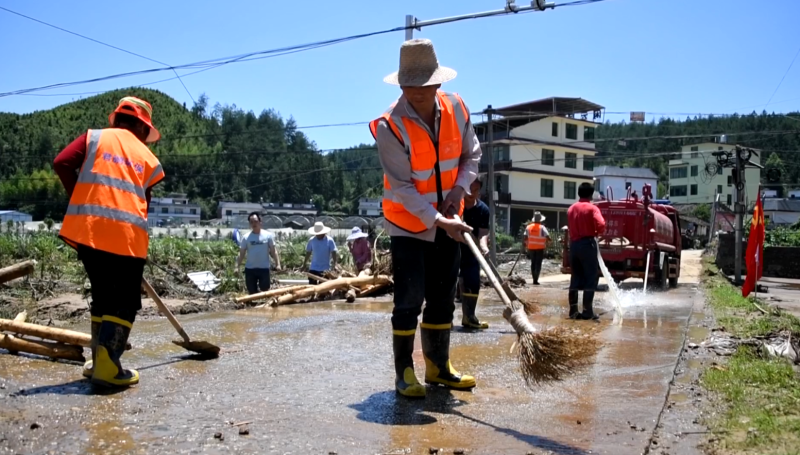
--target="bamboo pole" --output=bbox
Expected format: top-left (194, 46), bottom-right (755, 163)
top-left (306, 272), bottom-right (328, 283)
top-left (275, 275), bottom-right (391, 306)
top-left (235, 284), bottom-right (312, 303)
top-left (0, 319), bottom-right (131, 350)
top-left (0, 334), bottom-right (85, 361)
top-left (0, 260), bottom-right (36, 285)
top-left (7, 312), bottom-right (27, 355)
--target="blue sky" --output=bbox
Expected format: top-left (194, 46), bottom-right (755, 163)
top-left (1, 0), bottom-right (798, 150)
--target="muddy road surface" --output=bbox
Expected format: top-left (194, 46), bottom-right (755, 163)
top-left (0, 254), bottom-right (704, 455)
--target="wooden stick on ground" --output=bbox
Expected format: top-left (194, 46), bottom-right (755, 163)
top-left (306, 272), bottom-right (328, 283)
top-left (7, 312), bottom-right (27, 355)
top-left (0, 319), bottom-right (131, 350)
top-left (0, 260), bottom-right (36, 285)
top-left (236, 285), bottom-right (312, 303)
top-left (0, 333), bottom-right (85, 362)
top-left (274, 275), bottom-right (391, 306)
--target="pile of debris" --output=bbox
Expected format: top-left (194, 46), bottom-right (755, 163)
top-left (236, 268), bottom-right (393, 307)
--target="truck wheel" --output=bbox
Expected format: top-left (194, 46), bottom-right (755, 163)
top-left (656, 256), bottom-right (668, 290)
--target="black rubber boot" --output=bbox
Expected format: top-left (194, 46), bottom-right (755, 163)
top-left (82, 317), bottom-right (101, 378)
top-left (461, 294), bottom-right (488, 330)
top-left (579, 292), bottom-right (599, 320)
top-left (568, 290), bottom-right (580, 319)
top-left (392, 331), bottom-right (425, 398)
top-left (421, 324), bottom-right (476, 389)
top-left (91, 316), bottom-right (139, 388)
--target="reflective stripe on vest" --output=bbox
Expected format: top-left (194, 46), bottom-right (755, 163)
top-left (370, 91), bottom-right (469, 233)
top-left (59, 129), bottom-right (164, 258)
top-left (527, 223), bottom-right (547, 250)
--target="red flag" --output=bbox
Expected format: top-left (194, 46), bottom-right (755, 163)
top-left (742, 191), bottom-right (765, 297)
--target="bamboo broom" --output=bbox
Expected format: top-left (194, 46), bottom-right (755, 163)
top-left (455, 215), bottom-right (600, 385)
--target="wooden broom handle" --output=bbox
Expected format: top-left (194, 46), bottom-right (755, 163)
top-left (452, 215), bottom-right (515, 310)
top-left (141, 278), bottom-right (191, 343)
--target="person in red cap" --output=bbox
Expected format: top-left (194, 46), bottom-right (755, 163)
top-left (54, 96), bottom-right (164, 388)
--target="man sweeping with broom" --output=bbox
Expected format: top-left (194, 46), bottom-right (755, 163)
top-left (371, 38), bottom-right (481, 398)
top-left (54, 96), bottom-right (165, 388)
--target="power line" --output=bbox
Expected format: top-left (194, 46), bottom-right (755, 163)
top-left (0, 0), bottom-right (602, 98)
top-left (0, 6), bottom-right (196, 104)
top-left (765, 45), bottom-right (800, 109)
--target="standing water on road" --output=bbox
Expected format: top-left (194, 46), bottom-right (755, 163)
top-left (596, 244), bottom-right (624, 322)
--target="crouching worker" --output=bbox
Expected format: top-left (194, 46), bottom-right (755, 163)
top-left (54, 96), bottom-right (165, 387)
top-left (566, 182), bottom-right (606, 320)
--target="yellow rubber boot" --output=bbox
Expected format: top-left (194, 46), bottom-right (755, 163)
top-left (82, 317), bottom-right (101, 378)
top-left (461, 294), bottom-right (489, 330)
top-left (421, 323), bottom-right (476, 390)
top-left (392, 330), bottom-right (426, 398)
top-left (91, 316), bottom-right (139, 388)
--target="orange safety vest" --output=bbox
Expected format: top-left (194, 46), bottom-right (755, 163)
top-left (369, 91), bottom-right (467, 233)
top-left (59, 128), bottom-right (165, 259)
top-left (526, 223), bottom-right (547, 250)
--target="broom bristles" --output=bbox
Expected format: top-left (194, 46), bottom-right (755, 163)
top-left (503, 307), bottom-right (601, 386)
top-left (520, 298), bottom-right (540, 315)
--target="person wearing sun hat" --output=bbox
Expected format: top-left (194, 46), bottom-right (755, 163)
top-left (369, 39), bottom-right (482, 398)
top-left (302, 221), bottom-right (338, 284)
top-left (346, 226), bottom-right (372, 273)
top-left (54, 95), bottom-right (165, 388)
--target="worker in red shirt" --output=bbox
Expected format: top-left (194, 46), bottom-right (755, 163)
top-left (566, 182), bottom-right (606, 320)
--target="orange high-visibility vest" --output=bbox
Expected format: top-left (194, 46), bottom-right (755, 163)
top-left (369, 91), bottom-right (468, 233)
top-left (526, 223), bottom-right (547, 250)
top-left (59, 128), bottom-right (164, 258)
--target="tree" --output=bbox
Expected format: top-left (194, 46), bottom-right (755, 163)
top-left (764, 151), bottom-right (788, 195)
top-left (693, 204), bottom-right (711, 222)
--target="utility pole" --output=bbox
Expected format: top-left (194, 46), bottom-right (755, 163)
top-left (403, 0), bottom-right (555, 41)
top-left (486, 105), bottom-right (497, 265)
top-left (733, 147), bottom-right (746, 285)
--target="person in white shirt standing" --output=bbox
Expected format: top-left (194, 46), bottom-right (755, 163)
top-left (237, 212), bottom-right (281, 294)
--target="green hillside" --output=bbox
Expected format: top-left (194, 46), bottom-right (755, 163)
top-left (0, 87), bottom-right (798, 221)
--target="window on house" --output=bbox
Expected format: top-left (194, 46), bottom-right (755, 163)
top-left (175, 208), bottom-right (183, 214)
top-left (669, 185), bottom-right (688, 197)
top-left (690, 146), bottom-right (699, 151)
top-left (690, 146), bottom-right (699, 159)
top-left (727, 176), bottom-right (733, 186)
top-left (551, 122), bottom-right (558, 137)
top-left (625, 182), bottom-right (632, 189)
top-left (161, 207), bottom-right (168, 214)
top-left (190, 209), bottom-right (197, 215)
top-left (584, 126), bottom-right (595, 141)
top-left (727, 194), bottom-right (732, 206)
top-left (690, 184), bottom-right (698, 195)
top-left (565, 123), bottom-right (578, 140)
top-left (542, 149), bottom-right (555, 166)
top-left (564, 181), bottom-right (576, 199)
top-left (583, 156), bottom-right (594, 171)
top-left (717, 185), bottom-right (723, 194)
top-left (492, 144), bottom-right (509, 161)
top-left (565, 152), bottom-right (577, 169)
top-left (670, 167), bottom-right (688, 179)
top-left (148, 207), bottom-right (154, 213)
top-left (541, 179), bottom-right (554, 198)
top-left (225, 210), bottom-right (232, 216)
top-left (360, 210), bottom-right (366, 215)
top-left (691, 165), bottom-right (698, 177)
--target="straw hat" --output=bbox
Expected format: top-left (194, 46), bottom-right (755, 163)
top-left (108, 96), bottom-right (161, 143)
top-left (383, 39), bottom-right (457, 87)
top-left (308, 221), bottom-right (331, 235)
top-left (533, 212), bottom-right (546, 223)
top-left (347, 226), bottom-right (368, 241)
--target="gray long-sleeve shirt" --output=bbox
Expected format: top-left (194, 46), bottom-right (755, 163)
top-left (376, 93), bottom-right (482, 242)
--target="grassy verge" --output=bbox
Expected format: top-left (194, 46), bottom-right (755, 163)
top-left (701, 257), bottom-right (800, 454)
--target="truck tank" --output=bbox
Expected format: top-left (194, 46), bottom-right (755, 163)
top-left (595, 200), bottom-right (677, 249)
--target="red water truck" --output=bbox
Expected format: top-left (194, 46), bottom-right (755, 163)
top-left (561, 183), bottom-right (682, 289)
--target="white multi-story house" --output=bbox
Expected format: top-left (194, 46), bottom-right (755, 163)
top-left (668, 142), bottom-right (760, 207)
top-left (148, 194), bottom-right (201, 227)
top-left (593, 166), bottom-right (658, 200)
top-left (262, 203), bottom-right (317, 217)
top-left (474, 97), bottom-right (604, 236)
top-left (217, 202), bottom-right (264, 222)
top-left (357, 198), bottom-right (382, 217)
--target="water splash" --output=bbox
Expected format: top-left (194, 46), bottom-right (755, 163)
top-left (596, 243), bottom-right (624, 322)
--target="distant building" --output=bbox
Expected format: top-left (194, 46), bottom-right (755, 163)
top-left (668, 142), bottom-right (761, 206)
top-left (148, 194), bottom-right (201, 227)
top-left (217, 202), bottom-right (263, 223)
top-left (593, 166), bottom-right (658, 200)
top-left (0, 210), bottom-right (32, 223)
top-left (763, 199), bottom-right (800, 226)
top-left (358, 198), bottom-right (382, 217)
top-left (789, 189), bottom-right (800, 199)
top-left (262, 202), bottom-right (317, 217)
top-left (473, 96), bottom-right (603, 235)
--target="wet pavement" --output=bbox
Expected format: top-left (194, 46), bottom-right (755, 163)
top-left (1, 259), bottom-right (703, 455)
